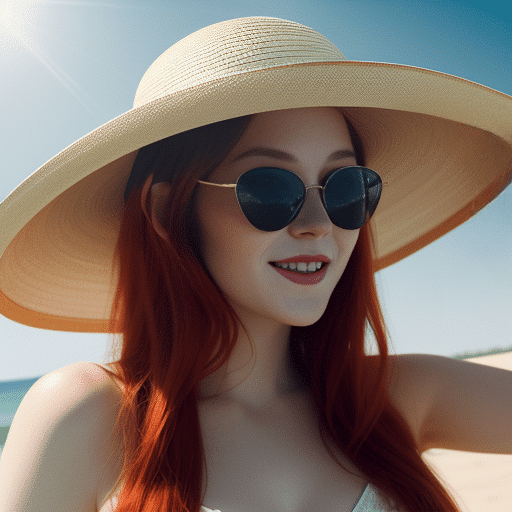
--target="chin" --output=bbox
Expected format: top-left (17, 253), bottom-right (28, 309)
top-left (278, 307), bottom-right (327, 327)
top-left (288, 316), bottom-right (323, 327)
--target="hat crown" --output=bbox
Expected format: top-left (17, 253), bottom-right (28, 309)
top-left (133, 16), bottom-right (345, 108)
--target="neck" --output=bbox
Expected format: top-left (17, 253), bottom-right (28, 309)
top-left (198, 313), bottom-right (302, 409)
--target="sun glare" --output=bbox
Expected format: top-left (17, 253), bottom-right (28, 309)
top-left (0, 0), bottom-right (39, 53)
top-left (0, 0), bottom-right (113, 119)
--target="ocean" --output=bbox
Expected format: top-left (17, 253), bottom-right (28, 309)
top-left (0, 376), bottom-right (41, 458)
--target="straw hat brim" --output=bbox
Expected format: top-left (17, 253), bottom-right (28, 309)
top-left (1, 19), bottom-right (511, 332)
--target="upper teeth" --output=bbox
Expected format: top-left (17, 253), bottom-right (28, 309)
top-left (274, 261), bottom-right (324, 272)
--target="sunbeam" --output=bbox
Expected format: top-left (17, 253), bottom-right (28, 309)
top-left (27, 42), bottom-right (109, 120)
top-left (0, 0), bottom-right (114, 121)
top-left (0, 0), bottom-right (40, 53)
top-left (41, 1), bottom-right (124, 6)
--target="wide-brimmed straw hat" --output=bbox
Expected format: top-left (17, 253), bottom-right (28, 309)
top-left (1, 16), bottom-right (511, 332)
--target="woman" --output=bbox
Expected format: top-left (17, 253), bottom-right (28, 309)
top-left (0, 16), bottom-right (511, 512)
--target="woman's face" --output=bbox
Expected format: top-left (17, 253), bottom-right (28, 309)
top-left (194, 107), bottom-right (360, 327)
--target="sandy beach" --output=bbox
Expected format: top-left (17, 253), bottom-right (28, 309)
top-left (422, 352), bottom-right (512, 512)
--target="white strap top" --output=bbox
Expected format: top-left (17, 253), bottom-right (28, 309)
top-left (200, 482), bottom-right (399, 512)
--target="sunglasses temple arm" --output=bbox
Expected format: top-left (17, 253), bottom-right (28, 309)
top-left (196, 180), bottom-right (237, 188)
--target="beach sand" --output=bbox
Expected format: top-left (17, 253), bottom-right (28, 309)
top-left (422, 352), bottom-right (512, 512)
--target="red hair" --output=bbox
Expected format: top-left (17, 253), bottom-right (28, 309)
top-left (104, 112), bottom-right (460, 511)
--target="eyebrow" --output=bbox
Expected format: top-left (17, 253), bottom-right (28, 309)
top-left (231, 147), bottom-right (357, 164)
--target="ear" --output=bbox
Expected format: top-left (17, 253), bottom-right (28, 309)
top-left (140, 175), bottom-right (172, 243)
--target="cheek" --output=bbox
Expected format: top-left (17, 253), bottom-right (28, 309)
top-left (335, 229), bottom-right (360, 272)
top-left (347, 229), bottom-right (360, 252)
top-left (195, 191), bottom-right (255, 274)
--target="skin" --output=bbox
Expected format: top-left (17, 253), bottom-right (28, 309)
top-left (135, 107), bottom-right (512, 509)
top-left (151, 107), bottom-right (360, 408)
top-left (2, 108), bottom-right (512, 512)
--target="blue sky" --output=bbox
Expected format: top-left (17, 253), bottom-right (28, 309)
top-left (0, 0), bottom-right (510, 381)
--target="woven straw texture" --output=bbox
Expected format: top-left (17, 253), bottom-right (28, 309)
top-left (0, 17), bottom-right (511, 331)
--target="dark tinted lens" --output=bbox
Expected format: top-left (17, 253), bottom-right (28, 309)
top-left (323, 167), bottom-right (382, 229)
top-left (236, 168), bottom-right (305, 231)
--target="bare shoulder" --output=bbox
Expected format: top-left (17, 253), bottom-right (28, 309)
top-left (0, 361), bottom-right (125, 512)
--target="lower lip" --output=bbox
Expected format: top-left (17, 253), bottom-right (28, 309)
top-left (270, 264), bottom-right (328, 285)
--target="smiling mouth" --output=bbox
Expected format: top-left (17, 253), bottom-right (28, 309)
top-left (269, 261), bottom-right (327, 273)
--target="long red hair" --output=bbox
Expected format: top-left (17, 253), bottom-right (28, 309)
top-left (103, 111), bottom-right (460, 511)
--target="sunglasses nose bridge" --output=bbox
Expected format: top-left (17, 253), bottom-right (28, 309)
top-left (304, 184), bottom-right (327, 210)
top-left (292, 184), bottom-right (331, 228)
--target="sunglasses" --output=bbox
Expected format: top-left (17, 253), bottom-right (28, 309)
top-left (197, 166), bottom-right (382, 232)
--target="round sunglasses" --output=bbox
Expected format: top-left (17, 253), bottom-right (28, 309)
top-left (197, 166), bottom-right (382, 232)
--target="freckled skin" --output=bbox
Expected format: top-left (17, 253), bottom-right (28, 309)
top-left (194, 107), bottom-right (360, 328)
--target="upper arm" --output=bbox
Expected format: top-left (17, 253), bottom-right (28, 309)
top-left (0, 361), bottom-right (124, 512)
top-left (383, 353), bottom-right (439, 453)
top-left (422, 355), bottom-right (512, 453)
top-left (385, 353), bottom-right (512, 454)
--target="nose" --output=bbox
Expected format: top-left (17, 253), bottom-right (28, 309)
top-left (287, 186), bottom-right (331, 238)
